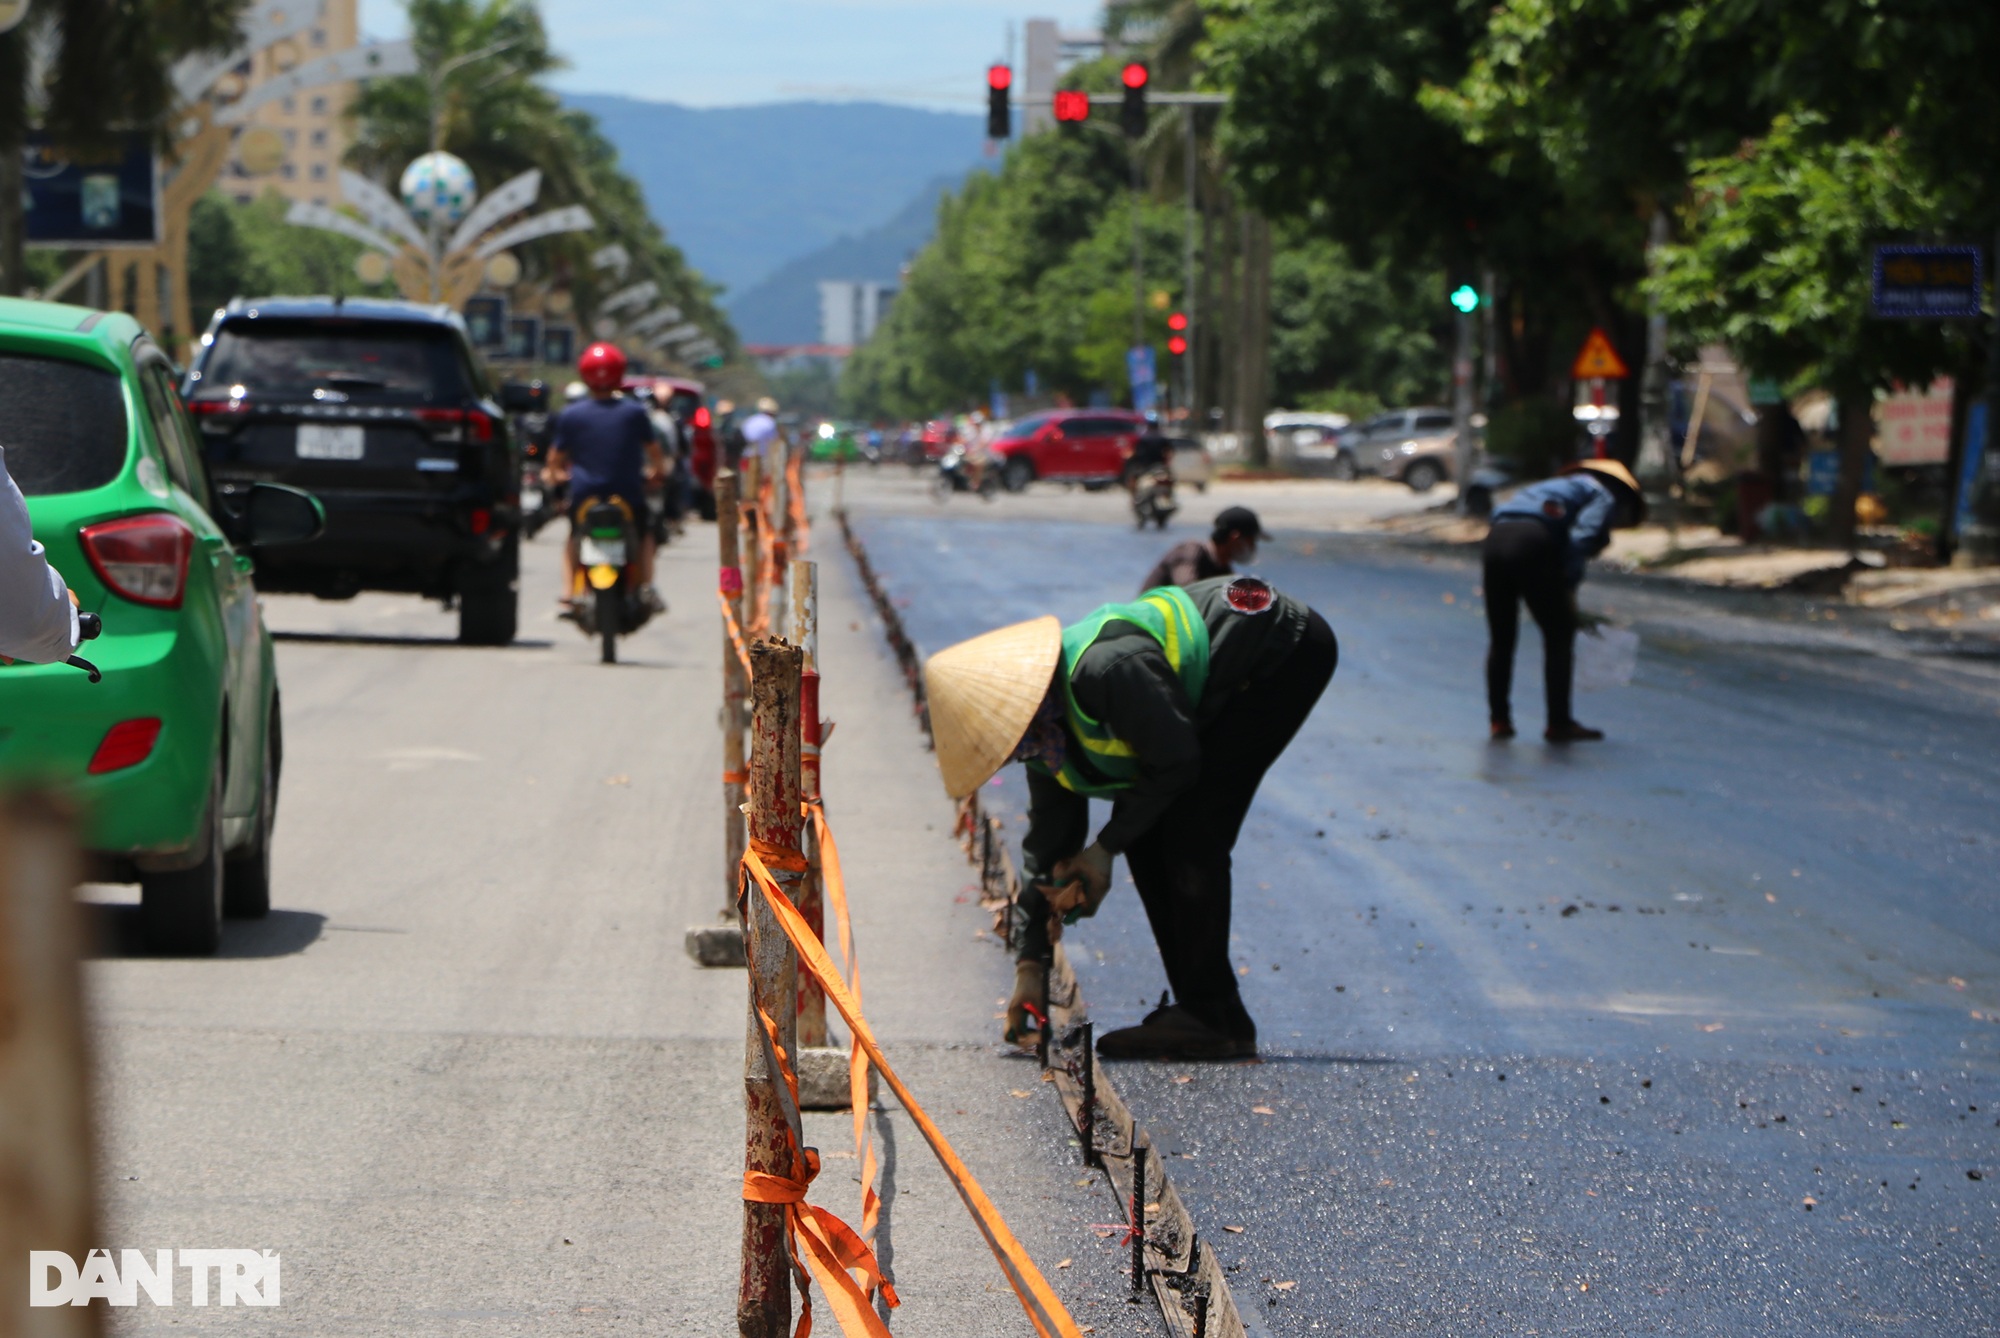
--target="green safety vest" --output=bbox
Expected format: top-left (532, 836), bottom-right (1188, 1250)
top-left (1035, 585), bottom-right (1211, 798)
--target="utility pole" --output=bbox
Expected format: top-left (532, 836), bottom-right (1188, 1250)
top-left (1182, 104), bottom-right (1198, 419)
top-left (1450, 283), bottom-right (1477, 514)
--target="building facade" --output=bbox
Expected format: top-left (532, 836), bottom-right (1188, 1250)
top-left (225, 0), bottom-right (360, 208)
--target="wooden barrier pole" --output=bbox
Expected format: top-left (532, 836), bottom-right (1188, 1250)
top-left (769, 438), bottom-right (791, 635)
top-left (0, 796), bottom-right (97, 1338)
top-left (741, 457), bottom-right (763, 636)
top-left (717, 470), bottom-right (748, 922)
top-left (790, 560), bottom-right (827, 1047)
top-left (740, 640), bottom-right (804, 1338)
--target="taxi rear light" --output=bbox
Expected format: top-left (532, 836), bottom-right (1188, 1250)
top-left (89, 718), bottom-right (162, 774)
top-left (79, 513), bottom-right (194, 609)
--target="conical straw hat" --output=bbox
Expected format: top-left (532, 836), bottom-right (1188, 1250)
top-left (1574, 458), bottom-right (1641, 497)
top-left (924, 616), bottom-right (1062, 798)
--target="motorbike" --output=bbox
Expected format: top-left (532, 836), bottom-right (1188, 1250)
top-left (563, 496), bottom-right (657, 663)
top-left (1129, 463), bottom-right (1178, 529)
top-left (930, 443), bottom-right (999, 502)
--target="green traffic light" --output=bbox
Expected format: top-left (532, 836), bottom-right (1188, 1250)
top-left (1450, 284), bottom-right (1480, 313)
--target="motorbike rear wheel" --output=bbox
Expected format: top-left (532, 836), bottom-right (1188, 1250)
top-left (597, 586), bottom-right (620, 664)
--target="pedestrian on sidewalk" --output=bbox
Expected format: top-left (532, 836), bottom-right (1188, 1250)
top-left (1139, 505), bottom-right (1269, 592)
top-left (1482, 459), bottom-right (1645, 743)
top-left (923, 576), bottom-right (1337, 1061)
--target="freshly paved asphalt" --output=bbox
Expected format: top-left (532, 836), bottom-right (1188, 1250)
top-left (81, 498), bottom-right (1167, 1335)
top-left (843, 468), bottom-right (2000, 1336)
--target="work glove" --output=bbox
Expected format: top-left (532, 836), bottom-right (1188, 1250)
top-left (1047, 842), bottom-right (1114, 924)
top-left (1004, 959), bottom-right (1047, 1045)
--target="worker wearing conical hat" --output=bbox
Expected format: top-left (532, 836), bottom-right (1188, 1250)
top-left (1483, 458), bottom-right (1647, 743)
top-left (924, 575), bottom-right (1337, 1060)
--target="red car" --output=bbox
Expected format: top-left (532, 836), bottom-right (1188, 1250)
top-left (990, 409), bottom-right (1146, 491)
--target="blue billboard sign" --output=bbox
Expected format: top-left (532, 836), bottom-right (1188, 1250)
top-left (1871, 245), bottom-right (1983, 319)
top-left (23, 133), bottom-right (160, 247)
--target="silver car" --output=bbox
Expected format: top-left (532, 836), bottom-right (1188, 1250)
top-left (1348, 407), bottom-right (1457, 491)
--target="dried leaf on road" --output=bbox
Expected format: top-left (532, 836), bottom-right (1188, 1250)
top-left (1252, 1105), bottom-right (1275, 1115)
top-left (1700, 1023), bottom-right (1725, 1033)
top-left (1173, 1074), bottom-right (1193, 1084)
top-left (1009, 1089), bottom-right (1034, 1098)
top-left (604, 774), bottom-right (630, 786)
top-left (1056, 1258), bottom-right (1073, 1269)
top-left (1075, 1176), bottom-right (1095, 1187)
top-left (1223, 1225), bottom-right (1245, 1234)
top-left (1273, 1280), bottom-right (1297, 1292)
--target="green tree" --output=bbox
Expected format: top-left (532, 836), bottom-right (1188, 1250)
top-left (1269, 229), bottom-right (1444, 409)
top-left (0, 0), bottom-right (247, 293)
top-left (186, 190), bottom-right (398, 319)
top-left (1651, 116), bottom-right (1969, 546)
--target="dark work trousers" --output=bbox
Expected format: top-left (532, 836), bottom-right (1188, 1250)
top-left (1121, 610), bottom-right (1338, 1040)
top-left (1483, 518), bottom-right (1576, 727)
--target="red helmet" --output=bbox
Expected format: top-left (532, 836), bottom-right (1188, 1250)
top-left (578, 342), bottom-right (627, 392)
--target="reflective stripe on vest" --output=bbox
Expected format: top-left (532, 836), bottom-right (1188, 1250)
top-left (1036, 585), bottom-right (1211, 797)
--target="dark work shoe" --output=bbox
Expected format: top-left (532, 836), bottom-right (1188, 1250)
top-left (1545, 721), bottom-right (1605, 743)
top-left (1490, 719), bottom-right (1516, 740)
top-left (1096, 1005), bottom-right (1256, 1061)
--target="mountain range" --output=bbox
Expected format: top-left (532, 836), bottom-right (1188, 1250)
top-left (565, 95), bottom-right (987, 340)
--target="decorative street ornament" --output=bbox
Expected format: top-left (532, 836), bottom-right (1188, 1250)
top-left (630, 304), bottom-right (685, 335)
top-left (591, 243), bottom-right (630, 276)
top-left (213, 40), bottom-right (417, 127)
top-left (399, 151), bottom-right (479, 227)
top-left (286, 162), bottom-right (594, 308)
top-left (601, 280), bottom-right (659, 314)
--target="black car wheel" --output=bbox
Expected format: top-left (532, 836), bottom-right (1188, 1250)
top-left (459, 535), bottom-right (519, 645)
top-left (1002, 456), bottom-right (1035, 493)
top-left (223, 698), bottom-right (280, 919)
top-left (1404, 459), bottom-right (1444, 493)
top-left (141, 766), bottom-right (224, 955)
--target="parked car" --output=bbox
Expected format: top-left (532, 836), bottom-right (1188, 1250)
top-left (1265, 411), bottom-right (1356, 477)
top-left (990, 409), bottom-right (1147, 491)
top-left (1349, 407), bottom-right (1458, 491)
top-left (182, 297), bottom-right (532, 644)
top-left (0, 298), bottom-right (324, 953)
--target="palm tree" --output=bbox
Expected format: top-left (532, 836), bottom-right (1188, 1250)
top-left (344, 0), bottom-right (735, 366)
top-left (0, 0), bottom-right (247, 294)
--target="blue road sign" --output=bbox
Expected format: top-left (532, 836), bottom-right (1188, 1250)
top-left (1127, 344), bottom-right (1158, 413)
top-left (1871, 245), bottom-right (1983, 319)
top-left (23, 133), bottom-right (159, 247)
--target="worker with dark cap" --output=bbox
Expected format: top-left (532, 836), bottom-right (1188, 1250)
top-left (1139, 506), bottom-right (1269, 592)
top-left (923, 575), bottom-right (1337, 1060)
top-left (1483, 459), bottom-right (1646, 742)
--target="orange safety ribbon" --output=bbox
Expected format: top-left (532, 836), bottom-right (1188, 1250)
top-left (742, 845), bottom-right (1084, 1338)
top-left (717, 590), bottom-right (755, 681)
top-left (742, 987), bottom-right (899, 1338)
top-left (807, 803), bottom-right (880, 1247)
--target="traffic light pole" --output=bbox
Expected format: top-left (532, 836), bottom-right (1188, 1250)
top-left (1183, 104), bottom-right (1198, 420)
top-left (1453, 304), bottom-right (1476, 515)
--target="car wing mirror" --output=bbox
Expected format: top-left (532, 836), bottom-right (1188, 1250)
top-left (499, 379), bottom-right (548, 413)
top-left (245, 482), bottom-right (326, 547)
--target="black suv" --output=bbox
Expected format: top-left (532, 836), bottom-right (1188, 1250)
top-left (183, 297), bottom-right (535, 644)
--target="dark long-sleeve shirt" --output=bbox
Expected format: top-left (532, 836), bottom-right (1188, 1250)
top-left (1490, 473), bottom-right (1615, 586)
top-left (1022, 576), bottom-right (1309, 881)
top-left (1139, 540), bottom-right (1230, 593)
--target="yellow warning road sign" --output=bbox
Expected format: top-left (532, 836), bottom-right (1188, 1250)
top-left (1571, 327), bottom-right (1630, 380)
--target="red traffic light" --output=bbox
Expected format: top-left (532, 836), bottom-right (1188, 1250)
top-left (1167, 311), bottom-right (1187, 331)
top-left (1122, 62), bottom-right (1149, 89)
top-left (1167, 335), bottom-right (1188, 356)
top-left (988, 63), bottom-right (1012, 91)
top-left (1052, 89), bottom-right (1090, 122)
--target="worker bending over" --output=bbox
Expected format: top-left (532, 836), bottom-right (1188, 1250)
top-left (924, 576), bottom-right (1336, 1060)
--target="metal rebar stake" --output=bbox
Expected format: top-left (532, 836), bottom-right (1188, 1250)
top-left (1079, 1023), bottom-right (1098, 1167)
top-left (1129, 1143), bottom-right (1147, 1301)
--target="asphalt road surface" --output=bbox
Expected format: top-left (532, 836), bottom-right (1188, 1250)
top-left (81, 506), bottom-right (1174, 1336)
top-left (843, 467), bottom-right (2000, 1336)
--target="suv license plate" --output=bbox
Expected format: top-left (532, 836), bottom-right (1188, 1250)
top-left (296, 424), bottom-right (365, 460)
top-left (579, 537), bottom-right (626, 567)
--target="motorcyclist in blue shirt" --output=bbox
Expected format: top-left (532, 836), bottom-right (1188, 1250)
top-left (543, 342), bottom-right (666, 612)
top-left (1483, 459), bottom-right (1645, 742)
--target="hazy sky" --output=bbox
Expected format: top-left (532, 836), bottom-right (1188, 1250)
top-left (359, 0), bottom-right (1103, 110)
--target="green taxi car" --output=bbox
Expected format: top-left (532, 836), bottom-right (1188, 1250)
top-left (0, 298), bottom-right (322, 954)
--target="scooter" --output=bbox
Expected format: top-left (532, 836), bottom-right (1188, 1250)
top-left (563, 497), bottom-right (657, 663)
top-left (930, 444), bottom-right (999, 502)
top-left (1130, 464), bottom-right (1178, 529)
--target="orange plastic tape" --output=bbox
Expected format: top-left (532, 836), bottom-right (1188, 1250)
top-left (807, 803), bottom-right (880, 1244)
top-left (743, 847), bottom-right (1084, 1338)
top-left (743, 994), bottom-right (898, 1338)
top-left (717, 590), bottom-right (755, 680)
top-left (723, 770), bottom-right (749, 786)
